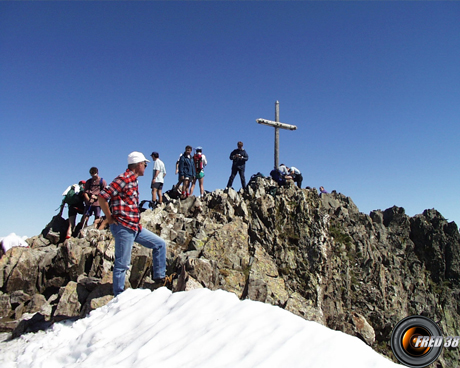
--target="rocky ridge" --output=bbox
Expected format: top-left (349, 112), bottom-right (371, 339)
top-left (1, 177), bottom-right (459, 366)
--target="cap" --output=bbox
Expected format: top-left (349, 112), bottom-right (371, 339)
top-left (150, 152), bottom-right (159, 158)
top-left (79, 180), bottom-right (86, 185)
top-left (127, 151), bottom-right (150, 165)
top-left (196, 146), bottom-right (203, 151)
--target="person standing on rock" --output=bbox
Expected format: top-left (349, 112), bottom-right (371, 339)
top-left (150, 151), bottom-right (166, 206)
top-left (99, 152), bottom-right (167, 297)
top-left (190, 146), bottom-right (207, 198)
top-left (178, 145), bottom-right (196, 199)
top-left (226, 141), bottom-right (249, 190)
top-left (81, 167), bottom-right (107, 229)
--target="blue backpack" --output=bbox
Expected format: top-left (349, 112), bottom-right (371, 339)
top-left (270, 169), bottom-right (286, 186)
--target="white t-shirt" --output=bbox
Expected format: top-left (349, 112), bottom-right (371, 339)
top-left (153, 158), bottom-right (167, 183)
top-left (279, 165), bottom-right (289, 175)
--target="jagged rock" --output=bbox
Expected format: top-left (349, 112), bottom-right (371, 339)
top-left (41, 215), bottom-right (68, 245)
top-left (61, 239), bottom-right (96, 281)
top-left (54, 281), bottom-right (89, 319)
top-left (0, 294), bottom-right (11, 318)
top-left (9, 290), bottom-right (32, 306)
top-left (284, 291), bottom-right (324, 323)
top-left (0, 247), bottom-right (42, 295)
top-left (249, 243), bottom-right (289, 305)
top-left (88, 295), bottom-right (113, 311)
top-left (184, 276), bottom-right (204, 291)
top-left (352, 312), bottom-right (375, 346)
top-left (79, 273), bottom-right (113, 317)
top-left (78, 276), bottom-right (101, 292)
top-left (129, 245), bottom-right (153, 289)
top-left (200, 218), bottom-right (250, 296)
top-left (184, 257), bottom-right (218, 289)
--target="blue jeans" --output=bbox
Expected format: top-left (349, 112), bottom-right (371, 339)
top-left (110, 223), bottom-right (166, 296)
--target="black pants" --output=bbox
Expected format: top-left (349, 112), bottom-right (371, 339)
top-left (294, 174), bottom-right (303, 188)
top-left (227, 166), bottom-right (246, 189)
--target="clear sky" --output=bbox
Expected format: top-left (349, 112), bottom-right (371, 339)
top-left (1, 1), bottom-right (459, 238)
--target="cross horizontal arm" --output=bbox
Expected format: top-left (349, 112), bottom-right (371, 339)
top-left (256, 118), bottom-right (297, 131)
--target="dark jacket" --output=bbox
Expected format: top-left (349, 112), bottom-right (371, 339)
top-left (229, 148), bottom-right (248, 168)
top-left (179, 153), bottom-right (196, 178)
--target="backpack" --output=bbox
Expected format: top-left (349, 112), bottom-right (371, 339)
top-left (87, 177), bottom-right (104, 191)
top-left (248, 172), bottom-right (265, 187)
top-left (139, 200), bottom-right (154, 213)
top-left (193, 153), bottom-right (203, 173)
top-left (41, 214), bottom-right (68, 245)
top-left (63, 183), bottom-right (84, 206)
top-left (270, 169), bottom-right (286, 186)
top-left (165, 186), bottom-right (181, 200)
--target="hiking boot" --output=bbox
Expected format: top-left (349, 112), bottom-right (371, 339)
top-left (143, 278), bottom-right (164, 291)
top-left (153, 274), bottom-right (176, 290)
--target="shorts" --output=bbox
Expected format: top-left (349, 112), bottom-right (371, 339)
top-left (69, 203), bottom-right (85, 217)
top-left (196, 171), bottom-right (205, 179)
top-left (151, 182), bottom-right (164, 190)
top-left (84, 205), bottom-right (101, 218)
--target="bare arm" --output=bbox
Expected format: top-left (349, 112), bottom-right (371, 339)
top-left (98, 195), bottom-right (118, 225)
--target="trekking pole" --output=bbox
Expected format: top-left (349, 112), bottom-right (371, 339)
top-left (78, 204), bottom-right (92, 237)
top-left (57, 200), bottom-right (65, 218)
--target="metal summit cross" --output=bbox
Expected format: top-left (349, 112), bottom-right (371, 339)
top-left (256, 101), bottom-right (298, 169)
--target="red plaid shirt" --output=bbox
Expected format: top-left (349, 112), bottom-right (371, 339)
top-left (100, 169), bottom-right (142, 232)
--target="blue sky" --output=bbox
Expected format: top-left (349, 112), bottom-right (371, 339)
top-left (1, 1), bottom-right (459, 238)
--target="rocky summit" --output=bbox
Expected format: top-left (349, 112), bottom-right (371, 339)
top-left (1, 177), bottom-right (459, 367)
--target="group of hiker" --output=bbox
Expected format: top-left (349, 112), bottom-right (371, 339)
top-left (169, 141), bottom-right (247, 201)
top-left (172, 145), bottom-right (208, 200)
top-left (60, 167), bottom-right (107, 239)
top-left (58, 152), bottom-right (167, 295)
top-left (269, 163), bottom-right (303, 188)
top-left (58, 141), bottom-right (311, 296)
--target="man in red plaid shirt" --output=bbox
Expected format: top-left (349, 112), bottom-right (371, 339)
top-left (99, 151), bottom-right (166, 296)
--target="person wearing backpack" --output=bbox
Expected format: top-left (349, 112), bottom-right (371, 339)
top-left (61, 180), bottom-right (86, 239)
top-left (226, 141), bottom-right (249, 190)
top-left (190, 146), bottom-right (207, 198)
top-left (81, 167), bottom-right (107, 229)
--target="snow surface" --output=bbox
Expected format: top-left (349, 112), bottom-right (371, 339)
top-left (0, 233), bottom-right (28, 253)
top-left (0, 287), bottom-right (402, 368)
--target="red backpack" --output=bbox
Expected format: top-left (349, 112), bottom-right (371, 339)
top-left (193, 153), bottom-right (203, 173)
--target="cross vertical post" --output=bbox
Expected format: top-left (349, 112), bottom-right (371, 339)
top-left (256, 101), bottom-right (297, 169)
top-left (275, 101), bottom-right (280, 169)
